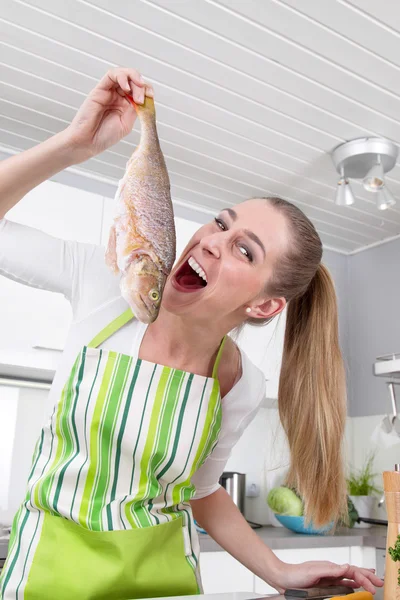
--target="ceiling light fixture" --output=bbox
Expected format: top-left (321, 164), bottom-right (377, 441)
top-left (335, 172), bottom-right (355, 206)
top-left (331, 137), bottom-right (398, 210)
top-left (376, 187), bottom-right (397, 211)
top-left (363, 157), bottom-right (385, 192)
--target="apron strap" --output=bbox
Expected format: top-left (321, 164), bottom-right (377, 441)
top-left (211, 336), bottom-right (227, 379)
top-left (87, 308), bottom-right (135, 349)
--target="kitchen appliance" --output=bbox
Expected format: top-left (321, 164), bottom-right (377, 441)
top-left (220, 471), bottom-right (246, 514)
top-left (219, 471), bottom-right (262, 530)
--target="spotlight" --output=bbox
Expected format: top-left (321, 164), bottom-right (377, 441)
top-left (335, 178), bottom-right (355, 206)
top-left (376, 187), bottom-right (396, 211)
top-left (363, 157), bottom-right (385, 192)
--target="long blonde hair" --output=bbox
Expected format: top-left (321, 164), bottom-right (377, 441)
top-left (250, 197), bottom-right (347, 526)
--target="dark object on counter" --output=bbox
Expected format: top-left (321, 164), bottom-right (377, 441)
top-left (358, 517), bottom-right (387, 526)
top-left (284, 586), bottom-right (355, 598)
top-left (219, 471), bottom-right (263, 529)
top-left (247, 520), bottom-right (262, 529)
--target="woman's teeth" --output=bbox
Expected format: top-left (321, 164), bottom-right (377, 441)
top-left (188, 256), bottom-right (207, 283)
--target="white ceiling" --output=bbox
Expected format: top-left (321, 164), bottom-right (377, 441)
top-left (2, 0), bottom-right (400, 254)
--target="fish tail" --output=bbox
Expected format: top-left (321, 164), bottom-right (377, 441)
top-left (125, 94), bottom-right (137, 110)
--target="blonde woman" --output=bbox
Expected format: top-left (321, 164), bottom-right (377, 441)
top-left (0, 68), bottom-right (382, 599)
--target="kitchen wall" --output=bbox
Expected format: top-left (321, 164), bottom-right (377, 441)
top-left (343, 237), bottom-right (400, 514)
top-left (347, 237), bottom-right (400, 418)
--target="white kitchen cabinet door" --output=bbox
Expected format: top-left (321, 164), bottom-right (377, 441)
top-left (0, 180), bottom-right (104, 357)
top-left (254, 547), bottom-right (352, 594)
top-left (349, 546), bottom-right (376, 570)
top-left (200, 551), bottom-right (254, 594)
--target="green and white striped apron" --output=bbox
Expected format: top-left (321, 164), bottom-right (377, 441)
top-left (1, 309), bottom-right (224, 599)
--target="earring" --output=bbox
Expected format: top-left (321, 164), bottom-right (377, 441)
top-left (245, 307), bottom-right (252, 314)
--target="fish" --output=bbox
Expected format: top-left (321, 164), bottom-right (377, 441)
top-left (105, 92), bottom-right (176, 323)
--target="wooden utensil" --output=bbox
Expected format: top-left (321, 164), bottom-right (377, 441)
top-left (383, 465), bottom-right (400, 599)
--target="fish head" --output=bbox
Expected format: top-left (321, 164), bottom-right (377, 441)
top-left (120, 254), bottom-right (167, 324)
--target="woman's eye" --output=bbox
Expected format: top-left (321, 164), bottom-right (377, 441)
top-left (215, 218), bottom-right (226, 231)
top-left (238, 245), bottom-right (253, 262)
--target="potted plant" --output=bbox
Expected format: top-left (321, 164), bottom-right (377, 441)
top-left (347, 453), bottom-right (381, 528)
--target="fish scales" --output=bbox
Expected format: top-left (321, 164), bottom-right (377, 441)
top-left (105, 94), bottom-right (176, 323)
top-left (122, 159), bottom-right (175, 273)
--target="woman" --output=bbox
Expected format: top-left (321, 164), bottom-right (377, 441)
top-left (0, 68), bottom-right (382, 599)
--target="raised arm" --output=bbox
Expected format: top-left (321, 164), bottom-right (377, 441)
top-left (0, 67), bottom-right (148, 219)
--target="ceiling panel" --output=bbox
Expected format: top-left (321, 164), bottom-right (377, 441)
top-left (1, 0), bottom-right (400, 253)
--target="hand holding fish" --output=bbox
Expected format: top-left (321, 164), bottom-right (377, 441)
top-left (67, 67), bottom-right (153, 161)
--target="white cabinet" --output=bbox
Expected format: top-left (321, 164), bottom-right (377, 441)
top-left (200, 551), bottom-right (254, 594)
top-left (0, 180), bottom-right (104, 369)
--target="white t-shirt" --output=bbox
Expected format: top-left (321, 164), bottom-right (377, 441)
top-left (0, 218), bottom-right (266, 499)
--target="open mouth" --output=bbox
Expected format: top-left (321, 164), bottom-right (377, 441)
top-left (174, 256), bottom-right (208, 292)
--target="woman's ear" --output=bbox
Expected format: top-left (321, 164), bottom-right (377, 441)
top-left (248, 297), bottom-right (286, 320)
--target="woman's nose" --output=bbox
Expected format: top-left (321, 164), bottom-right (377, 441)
top-left (199, 233), bottom-right (222, 259)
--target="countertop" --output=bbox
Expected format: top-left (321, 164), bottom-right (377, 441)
top-left (198, 525), bottom-right (387, 552)
top-left (0, 525), bottom-right (387, 560)
top-left (144, 593), bottom-right (383, 600)
top-left (145, 595), bottom-right (263, 600)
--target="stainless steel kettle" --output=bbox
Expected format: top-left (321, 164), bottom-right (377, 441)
top-left (219, 471), bottom-right (246, 514)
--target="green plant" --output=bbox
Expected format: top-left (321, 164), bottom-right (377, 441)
top-left (338, 496), bottom-right (359, 528)
top-left (388, 534), bottom-right (400, 585)
top-left (346, 453), bottom-right (381, 496)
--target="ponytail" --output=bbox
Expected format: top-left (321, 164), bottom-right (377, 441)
top-left (278, 264), bottom-right (348, 527)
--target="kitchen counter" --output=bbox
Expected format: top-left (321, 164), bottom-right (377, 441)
top-left (198, 525), bottom-right (387, 552)
top-left (145, 595), bottom-right (263, 600)
top-left (0, 526), bottom-right (387, 562)
top-left (144, 593), bottom-right (384, 600)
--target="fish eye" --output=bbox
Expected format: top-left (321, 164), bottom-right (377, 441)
top-left (149, 289), bottom-right (160, 302)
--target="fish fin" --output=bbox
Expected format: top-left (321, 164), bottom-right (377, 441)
top-left (105, 224), bottom-right (119, 274)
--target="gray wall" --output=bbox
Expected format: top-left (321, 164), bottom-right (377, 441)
top-left (347, 238), bottom-right (400, 417)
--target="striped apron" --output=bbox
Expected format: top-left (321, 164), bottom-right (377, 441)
top-left (1, 309), bottom-right (224, 599)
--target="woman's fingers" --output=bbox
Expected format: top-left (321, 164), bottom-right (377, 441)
top-left (96, 67), bottom-right (144, 101)
top-left (130, 79), bottom-right (145, 105)
top-left (104, 67), bottom-right (144, 90)
top-left (116, 72), bottom-right (131, 94)
top-left (145, 83), bottom-right (154, 98)
top-left (94, 68), bottom-right (152, 106)
top-left (341, 565), bottom-right (383, 593)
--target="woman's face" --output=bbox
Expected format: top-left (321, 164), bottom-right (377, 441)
top-left (162, 199), bottom-right (289, 325)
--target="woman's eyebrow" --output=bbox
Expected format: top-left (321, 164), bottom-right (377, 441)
top-left (220, 208), bottom-right (265, 257)
top-left (220, 208), bottom-right (237, 221)
top-left (244, 230), bottom-right (266, 258)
